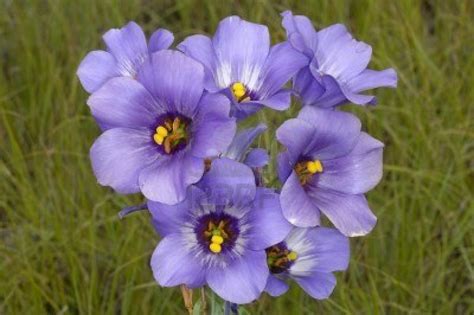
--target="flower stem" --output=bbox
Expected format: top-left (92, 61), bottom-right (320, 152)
top-left (180, 285), bottom-right (193, 315)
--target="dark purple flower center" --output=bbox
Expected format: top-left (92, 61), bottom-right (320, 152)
top-left (194, 212), bottom-right (240, 254)
top-left (265, 242), bottom-right (298, 274)
top-left (294, 159), bottom-right (323, 186)
top-left (152, 114), bottom-right (191, 154)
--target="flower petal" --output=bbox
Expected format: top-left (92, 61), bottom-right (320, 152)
top-left (137, 50), bottom-right (204, 117)
top-left (151, 233), bottom-right (206, 288)
top-left (281, 11), bottom-right (318, 58)
top-left (198, 158), bottom-right (256, 207)
top-left (277, 151), bottom-right (293, 182)
top-left (280, 171), bottom-right (320, 227)
top-left (90, 128), bottom-right (157, 194)
top-left (249, 89), bottom-right (292, 111)
top-left (265, 275), bottom-right (289, 297)
top-left (139, 152), bottom-right (204, 205)
top-left (103, 21), bottom-right (148, 77)
top-left (294, 272), bottom-right (336, 300)
top-left (244, 148), bottom-right (269, 168)
top-left (87, 77), bottom-right (163, 130)
top-left (148, 28), bottom-right (174, 53)
top-left (276, 118), bottom-right (315, 162)
top-left (293, 67), bottom-right (325, 107)
top-left (310, 189), bottom-right (377, 237)
top-left (347, 68), bottom-right (398, 92)
top-left (77, 50), bottom-right (117, 93)
top-left (206, 250), bottom-right (268, 304)
top-left (317, 132), bottom-right (384, 194)
top-left (246, 188), bottom-right (292, 250)
top-left (225, 123), bottom-right (267, 162)
top-left (212, 16), bottom-right (270, 90)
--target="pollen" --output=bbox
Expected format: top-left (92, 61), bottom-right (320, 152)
top-left (232, 82), bottom-right (246, 97)
top-left (306, 160), bottom-right (323, 174)
top-left (155, 126), bottom-right (168, 137)
top-left (287, 251), bottom-right (298, 261)
top-left (209, 243), bottom-right (222, 253)
top-left (153, 116), bottom-right (189, 153)
top-left (211, 235), bottom-right (224, 245)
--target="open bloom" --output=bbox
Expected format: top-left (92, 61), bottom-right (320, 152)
top-left (77, 21), bottom-right (173, 94)
top-left (178, 16), bottom-right (307, 120)
top-left (89, 50), bottom-right (236, 205)
top-left (265, 227), bottom-right (349, 299)
top-left (277, 106), bottom-right (384, 236)
top-left (149, 158), bottom-right (292, 304)
top-left (281, 11), bottom-right (397, 108)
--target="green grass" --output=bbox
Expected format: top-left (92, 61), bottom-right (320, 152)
top-left (1, 0), bottom-right (473, 314)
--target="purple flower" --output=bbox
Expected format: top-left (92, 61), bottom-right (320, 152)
top-left (77, 21), bottom-right (173, 94)
top-left (281, 11), bottom-right (397, 108)
top-left (149, 158), bottom-right (292, 304)
top-left (88, 50), bottom-right (236, 205)
top-left (277, 106), bottom-right (384, 236)
top-left (178, 16), bottom-right (307, 120)
top-left (224, 123), bottom-right (269, 168)
top-left (265, 227), bottom-right (349, 299)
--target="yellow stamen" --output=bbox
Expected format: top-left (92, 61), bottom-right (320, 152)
top-left (211, 235), bottom-right (224, 245)
top-left (155, 126), bottom-right (168, 137)
top-left (232, 82), bottom-right (246, 98)
top-left (306, 160), bottom-right (323, 174)
top-left (287, 251), bottom-right (298, 261)
top-left (209, 243), bottom-right (222, 253)
top-left (153, 133), bottom-right (165, 145)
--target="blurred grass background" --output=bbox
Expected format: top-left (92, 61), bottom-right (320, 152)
top-left (1, 0), bottom-right (473, 314)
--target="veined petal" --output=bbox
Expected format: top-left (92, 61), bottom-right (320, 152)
top-left (347, 68), bottom-right (398, 92)
top-left (148, 28), bottom-right (174, 53)
top-left (77, 50), bottom-right (117, 93)
top-left (244, 148), bottom-right (269, 167)
top-left (281, 10), bottom-right (318, 58)
top-left (225, 123), bottom-right (267, 162)
top-left (265, 275), bottom-right (289, 297)
top-left (294, 272), bottom-right (336, 300)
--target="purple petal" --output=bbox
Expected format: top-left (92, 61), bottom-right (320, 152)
top-left (103, 21), bottom-right (148, 77)
top-left (151, 233), bottom-right (206, 288)
top-left (177, 34), bottom-right (220, 92)
top-left (198, 158), bottom-right (256, 207)
top-left (280, 171), bottom-right (320, 227)
top-left (139, 152), bottom-right (204, 205)
top-left (206, 250), bottom-right (268, 304)
top-left (281, 11), bottom-right (318, 58)
top-left (90, 128), bottom-right (156, 194)
top-left (347, 68), bottom-right (398, 92)
top-left (293, 67), bottom-right (325, 107)
top-left (310, 189), bottom-right (377, 237)
top-left (212, 16), bottom-right (270, 90)
top-left (77, 50), bottom-right (117, 93)
top-left (277, 151), bottom-right (293, 182)
top-left (191, 92), bottom-right (236, 158)
top-left (244, 148), bottom-right (269, 168)
top-left (137, 50), bottom-right (204, 117)
top-left (265, 275), bottom-right (289, 297)
top-left (306, 74), bottom-right (347, 108)
top-left (257, 42), bottom-right (307, 98)
top-left (294, 272), bottom-right (336, 300)
top-left (276, 118), bottom-right (315, 162)
top-left (317, 132), bottom-right (384, 194)
top-left (225, 124), bottom-right (267, 162)
top-left (297, 106), bottom-right (361, 159)
top-left (87, 77), bottom-right (163, 130)
top-left (249, 89), bottom-right (292, 111)
top-left (148, 28), bottom-right (174, 53)
top-left (246, 188), bottom-right (292, 250)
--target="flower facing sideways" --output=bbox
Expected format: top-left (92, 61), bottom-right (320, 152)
top-left (265, 227), bottom-right (349, 299)
top-left (178, 16), bottom-right (307, 120)
top-left (88, 50), bottom-right (236, 205)
top-left (149, 158), bottom-right (292, 304)
top-left (77, 21), bottom-right (174, 94)
top-left (277, 106), bottom-right (384, 236)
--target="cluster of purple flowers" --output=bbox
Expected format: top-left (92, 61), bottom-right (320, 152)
top-left (78, 11), bottom-right (396, 307)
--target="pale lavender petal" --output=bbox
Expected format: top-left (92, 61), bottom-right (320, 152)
top-left (293, 67), bottom-right (325, 107)
top-left (347, 68), bottom-right (398, 92)
top-left (77, 50), bottom-right (117, 93)
top-left (148, 28), bottom-right (174, 53)
top-left (249, 89), bottom-right (292, 111)
top-left (317, 132), bottom-right (384, 194)
top-left (137, 50), bottom-right (204, 117)
top-left (139, 152), bottom-right (204, 205)
top-left (306, 74), bottom-right (346, 108)
top-left (276, 118), bottom-right (315, 162)
top-left (87, 77), bottom-right (163, 130)
top-left (151, 233), bottom-right (206, 288)
top-left (294, 272), bottom-right (336, 300)
top-left (191, 92), bottom-right (236, 158)
top-left (265, 275), bottom-right (289, 297)
top-left (212, 16), bottom-right (270, 89)
top-left (225, 124), bottom-right (267, 162)
top-left (246, 188), bottom-right (292, 250)
top-left (206, 250), bottom-right (268, 304)
top-left (244, 148), bottom-right (269, 167)
top-left (281, 11), bottom-right (317, 58)
top-left (277, 151), bottom-right (293, 182)
top-left (280, 171), bottom-right (320, 227)
top-left (310, 189), bottom-right (377, 237)
top-left (90, 128), bottom-right (157, 194)
top-left (198, 158), bottom-right (256, 207)
top-left (103, 21), bottom-right (148, 77)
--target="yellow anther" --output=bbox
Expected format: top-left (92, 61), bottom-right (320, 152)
top-left (232, 82), bottom-right (246, 98)
top-left (209, 243), bottom-right (222, 253)
top-left (211, 235), bottom-right (224, 245)
top-left (287, 251), bottom-right (298, 261)
top-left (153, 133), bottom-right (165, 145)
top-left (156, 126), bottom-right (168, 137)
top-left (307, 160), bottom-right (323, 174)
